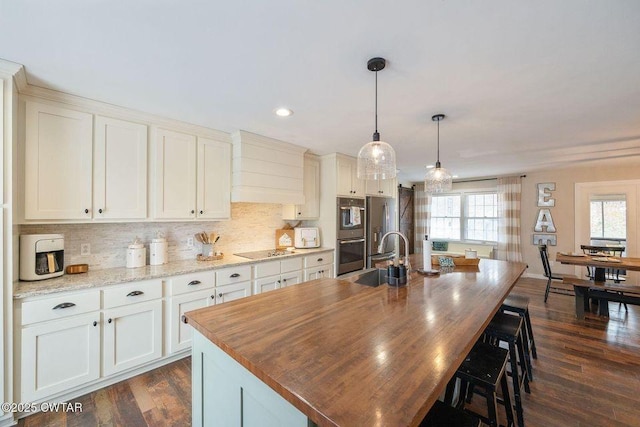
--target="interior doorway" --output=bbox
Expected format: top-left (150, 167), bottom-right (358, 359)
top-left (575, 180), bottom-right (640, 285)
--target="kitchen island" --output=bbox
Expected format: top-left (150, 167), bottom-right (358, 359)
top-left (185, 257), bottom-right (527, 426)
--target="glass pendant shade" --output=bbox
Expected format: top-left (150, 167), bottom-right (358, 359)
top-left (357, 140), bottom-right (396, 180)
top-left (424, 162), bottom-right (453, 193)
top-left (356, 57), bottom-right (396, 180)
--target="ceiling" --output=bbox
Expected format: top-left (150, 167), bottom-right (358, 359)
top-left (1, 1), bottom-right (639, 182)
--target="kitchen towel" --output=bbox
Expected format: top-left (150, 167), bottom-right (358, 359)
top-left (350, 206), bottom-right (361, 226)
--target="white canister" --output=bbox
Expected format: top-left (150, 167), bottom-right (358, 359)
top-left (126, 243), bottom-right (146, 268)
top-left (150, 237), bottom-right (168, 265)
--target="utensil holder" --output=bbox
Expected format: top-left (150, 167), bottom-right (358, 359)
top-left (202, 244), bottom-right (213, 257)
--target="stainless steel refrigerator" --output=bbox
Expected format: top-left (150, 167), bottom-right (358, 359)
top-left (366, 196), bottom-right (397, 268)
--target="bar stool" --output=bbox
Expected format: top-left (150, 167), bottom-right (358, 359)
top-left (484, 312), bottom-right (530, 427)
top-left (419, 400), bottom-right (480, 427)
top-left (445, 341), bottom-right (514, 427)
top-left (501, 294), bottom-right (537, 378)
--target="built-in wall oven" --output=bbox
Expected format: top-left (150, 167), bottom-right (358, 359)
top-left (336, 197), bottom-right (366, 275)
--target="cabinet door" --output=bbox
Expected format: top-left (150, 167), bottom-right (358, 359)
top-left (103, 299), bottom-right (163, 376)
top-left (378, 177), bottom-right (397, 197)
top-left (253, 275), bottom-right (281, 294)
top-left (298, 156), bottom-right (320, 219)
top-left (197, 137), bottom-right (231, 219)
top-left (304, 264), bottom-right (334, 281)
top-left (214, 282), bottom-right (251, 304)
top-left (21, 313), bottom-right (100, 401)
top-left (280, 271), bottom-right (303, 288)
top-left (154, 128), bottom-right (197, 219)
top-left (168, 289), bottom-right (215, 354)
top-left (336, 157), bottom-right (354, 196)
top-left (94, 116), bottom-right (148, 219)
top-left (24, 102), bottom-right (93, 219)
top-left (351, 164), bottom-right (365, 196)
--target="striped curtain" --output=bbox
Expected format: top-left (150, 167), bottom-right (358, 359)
top-left (497, 176), bottom-right (523, 262)
top-left (414, 183), bottom-right (431, 253)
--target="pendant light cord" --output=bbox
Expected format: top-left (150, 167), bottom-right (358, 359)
top-left (436, 119), bottom-right (440, 163)
top-left (373, 71), bottom-right (380, 141)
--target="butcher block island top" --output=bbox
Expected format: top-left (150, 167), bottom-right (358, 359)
top-left (185, 257), bottom-right (527, 427)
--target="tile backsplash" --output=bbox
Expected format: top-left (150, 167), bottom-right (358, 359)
top-left (19, 203), bottom-right (306, 270)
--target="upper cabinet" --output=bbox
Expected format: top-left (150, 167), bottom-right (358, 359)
top-left (153, 128), bottom-right (230, 220)
top-left (24, 102), bottom-right (93, 220)
top-left (336, 154), bottom-right (365, 197)
top-left (24, 102), bottom-right (148, 221)
top-left (365, 176), bottom-right (397, 198)
top-left (94, 116), bottom-right (148, 219)
top-left (282, 154), bottom-right (320, 220)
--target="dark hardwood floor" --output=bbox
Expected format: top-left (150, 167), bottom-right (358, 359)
top-left (17, 277), bottom-right (640, 427)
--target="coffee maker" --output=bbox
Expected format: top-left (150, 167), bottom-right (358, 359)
top-left (20, 234), bottom-right (65, 281)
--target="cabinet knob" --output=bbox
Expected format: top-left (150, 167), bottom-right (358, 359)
top-left (191, 210), bottom-right (195, 214)
top-left (99, 208), bottom-right (103, 214)
top-left (93, 321), bottom-right (98, 327)
top-left (277, 280), bottom-right (281, 284)
top-left (218, 293), bottom-right (222, 298)
top-left (298, 212), bottom-right (302, 216)
top-left (84, 208), bottom-right (89, 214)
top-left (181, 315), bottom-right (188, 324)
top-left (199, 210), bottom-right (204, 215)
top-left (282, 278), bottom-right (287, 283)
top-left (211, 295), bottom-right (215, 300)
top-left (108, 318), bottom-right (113, 324)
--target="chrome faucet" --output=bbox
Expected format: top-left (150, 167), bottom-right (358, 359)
top-left (378, 231), bottom-right (411, 272)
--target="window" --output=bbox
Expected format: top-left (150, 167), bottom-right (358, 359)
top-left (430, 192), bottom-right (498, 242)
top-left (590, 195), bottom-right (626, 241)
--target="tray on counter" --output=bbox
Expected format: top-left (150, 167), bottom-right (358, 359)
top-left (431, 255), bottom-right (480, 266)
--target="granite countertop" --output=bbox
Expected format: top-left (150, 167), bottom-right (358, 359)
top-left (185, 256), bottom-right (527, 426)
top-left (15, 247), bottom-right (334, 299)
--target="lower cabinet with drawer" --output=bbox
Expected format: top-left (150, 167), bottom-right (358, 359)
top-left (303, 251), bottom-right (335, 281)
top-left (20, 290), bottom-right (101, 402)
top-left (253, 258), bottom-right (304, 295)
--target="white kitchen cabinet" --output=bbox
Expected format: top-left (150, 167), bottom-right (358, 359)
top-left (94, 116), bottom-right (148, 219)
top-left (169, 289), bottom-right (216, 354)
top-left (154, 129), bottom-right (231, 220)
top-left (24, 101), bottom-right (93, 220)
top-left (21, 312), bottom-right (100, 402)
top-left (252, 258), bottom-right (304, 294)
top-left (167, 272), bottom-right (216, 354)
top-left (214, 282), bottom-right (252, 304)
top-left (336, 154), bottom-right (365, 197)
top-left (282, 154), bottom-right (320, 220)
top-left (103, 299), bottom-right (163, 376)
top-left (365, 177), bottom-right (397, 197)
top-left (197, 137), bottom-right (231, 219)
top-left (153, 128), bottom-right (197, 219)
top-left (303, 252), bottom-right (335, 281)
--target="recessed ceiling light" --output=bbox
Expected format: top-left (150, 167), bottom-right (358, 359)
top-left (452, 175), bottom-right (459, 178)
top-left (426, 164), bottom-right (435, 169)
top-left (275, 108), bottom-right (293, 117)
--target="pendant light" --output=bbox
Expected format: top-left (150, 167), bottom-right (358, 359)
top-left (424, 114), bottom-right (453, 193)
top-left (357, 57), bottom-right (396, 180)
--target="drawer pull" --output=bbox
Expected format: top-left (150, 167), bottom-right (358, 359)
top-left (230, 273), bottom-right (241, 278)
top-left (317, 258), bottom-right (323, 262)
top-left (188, 280), bottom-right (202, 286)
top-left (181, 315), bottom-right (188, 324)
top-left (127, 290), bottom-right (144, 297)
top-left (53, 302), bottom-right (76, 310)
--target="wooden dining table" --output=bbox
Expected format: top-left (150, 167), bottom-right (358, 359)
top-left (556, 253), bottom-right (640, 318)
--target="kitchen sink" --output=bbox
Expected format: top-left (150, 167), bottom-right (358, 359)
top-left (340, 268), bottom-right (388, 287)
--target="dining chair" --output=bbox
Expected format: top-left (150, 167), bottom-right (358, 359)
top-left (580, 244), bottom-right (627, 310)
top-left (539, 244), bottom-right (574, 302)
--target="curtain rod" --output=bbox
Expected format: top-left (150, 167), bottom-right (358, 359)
top-left (453, 174), bottom-right (527, 184)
